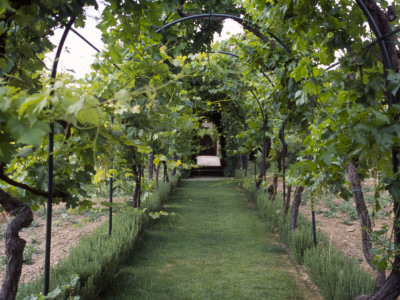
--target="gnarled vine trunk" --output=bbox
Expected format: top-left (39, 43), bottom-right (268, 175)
top-left (0, 188), bottom-right (33, 300)
top-left (132, 163), bottom-right (141, 208)
top-left (346, 160), bottom-right (386, 292)
top-left (148, 152), bottom-right (154, 180)
top-left (172, 153), bottom-right (177, 176)
top-left (255, 122), bottom-right (271, 191)
top-left (155, 164), bottom-right (160, 187)
top-left (267, 174), bottom-right (278, 201)
top-left (162, 161), bottom-right (169, 183)
top-left (284, 185), bottom-right (292, 215)
top-left (290, 186), bottom-right (304, 231)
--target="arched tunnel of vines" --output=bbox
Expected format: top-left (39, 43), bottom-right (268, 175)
top-left (1, 0), bottom-right (400, 299)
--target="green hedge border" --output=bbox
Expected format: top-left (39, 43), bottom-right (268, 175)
top-left (17, 174), bottom-right (181, 300)
top-left (236, 170), bottom-right (375, 300)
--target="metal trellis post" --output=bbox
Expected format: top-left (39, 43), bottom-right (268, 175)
top-left (44, 16), bottom-right (76, 296)
top-left (109, 116), bottom-right (114, 237)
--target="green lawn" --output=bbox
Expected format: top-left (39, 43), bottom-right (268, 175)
top-left (101, 179), bottom-right (318, 300)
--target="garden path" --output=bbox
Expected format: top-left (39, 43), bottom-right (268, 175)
top-left (102, 179), bottom-right (319, 300)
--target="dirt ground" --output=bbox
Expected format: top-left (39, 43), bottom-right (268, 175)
top-left (272, 177), bottom-right (394, 277)
top-left (0, 203), bottom-right (108, 285)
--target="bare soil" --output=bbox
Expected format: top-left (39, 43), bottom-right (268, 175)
top-left (0, 203), bottom-right (108, 285)
top-left (274, 177), bottom-right (394, 277)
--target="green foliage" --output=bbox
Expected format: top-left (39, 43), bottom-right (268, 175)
top-left (23, 275), bottom-right (80, 300)
top-left (2, 0), bottom-right (400, 296)
top-left (23, 245), bottom-right (42, 265)
top-left (338, 201), bottom-right (358, 221)
top-left (0, 255), bottom-right (7, 270)
top-left (370, 224), bottom-right (395, 272)
top-left (17, 174), bottom-right (181, 300)
top-left (323, 210), bottom-right (338, 219)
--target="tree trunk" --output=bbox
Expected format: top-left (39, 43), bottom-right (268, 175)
top-left (277, 150), bottom-right (282, 173)
top-left (272, 174), bottom-right (278, 200)
top-left (290, 186), bottom-right (304, 231)
top-left (267, 174), bottom-right (278, 201)
top-left (358, 271), bottom-right (400, 300)
top-left (172, 153), bottom-right (177, 176)
top-left (346, 160), bottom-right (386, 291)
top-left (132, 182), bottom-right (139, 207)
top-left (256, 133), bottom-right (271, 190)
top-left (0, 188), bottom-right (33, 300)
top-left (284, 185), bottom-right (292, 215)
top-left (267, 184), bottom-right (274, 200)
top-left (148, 152), bottom-right (154, 180)
top-left (255, 110), bottom-right (270, 191)
top-left (132, 163), bottom-right (140, 208)
top-left (155, 164), bottom-right (160, 187)
top-left (163, 161), bottom-right (169, 183)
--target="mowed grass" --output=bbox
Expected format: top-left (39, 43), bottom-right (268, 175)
top-left (102, 179), bottom-right (317, 300)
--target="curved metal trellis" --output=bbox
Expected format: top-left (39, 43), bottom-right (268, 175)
top-left (248, 88), bottom-right (268, 182)
top-left (155, 13), bottom-right (292, 54)
top-left (45, 16), bottom-right (76, 296)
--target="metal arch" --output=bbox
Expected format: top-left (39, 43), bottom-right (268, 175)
top-left (356, 0), bottom-right (394, 106)
top-left (63, 15), bottom-right (292, 82)
top-left (109, 116), bottom-right (114, 237)
top-left (281, 118), bottom-right (286, 208)
top-left (155, 13), bottom-right (292, 54)
top-left (208, 50), bottom-right (239, 58)
top-left (355, 0), bottom-right (399, 173)
top-left (259, 70), bottom-right (275, 88)
top-left (325, 25), bottom-right (400, 71)
top-left (206, 51), bottom-right (276, 87)
top-left (45, 16), bottom-right (76, 296)
top-left (356, 0), bottom-right (392, 73)
top-left (248, 89), bottom-right (267, 181)
top-left (199, 50), bottom-right (272, 125)
top-left (233, 100), bottom-right (247, 131)
top-left (65, 10), bottom-right (400, 82)
top-left (48, 23), bottom-right (118, 240)
top-left (69, 27), bottom-right (121, 71)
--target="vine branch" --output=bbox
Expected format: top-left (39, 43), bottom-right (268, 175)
top-left (0, 163), bottom-right (68, 199)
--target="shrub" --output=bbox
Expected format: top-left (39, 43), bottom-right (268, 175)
top-left (17, 173), bottom-right (181, 300)
top-left (235, 169), bottom-right (374, 300)
top-left (304, 246), bottom-right (374, 300)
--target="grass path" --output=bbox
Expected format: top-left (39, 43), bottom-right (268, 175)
top-left (102, 179), bottom-right (319, 300)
